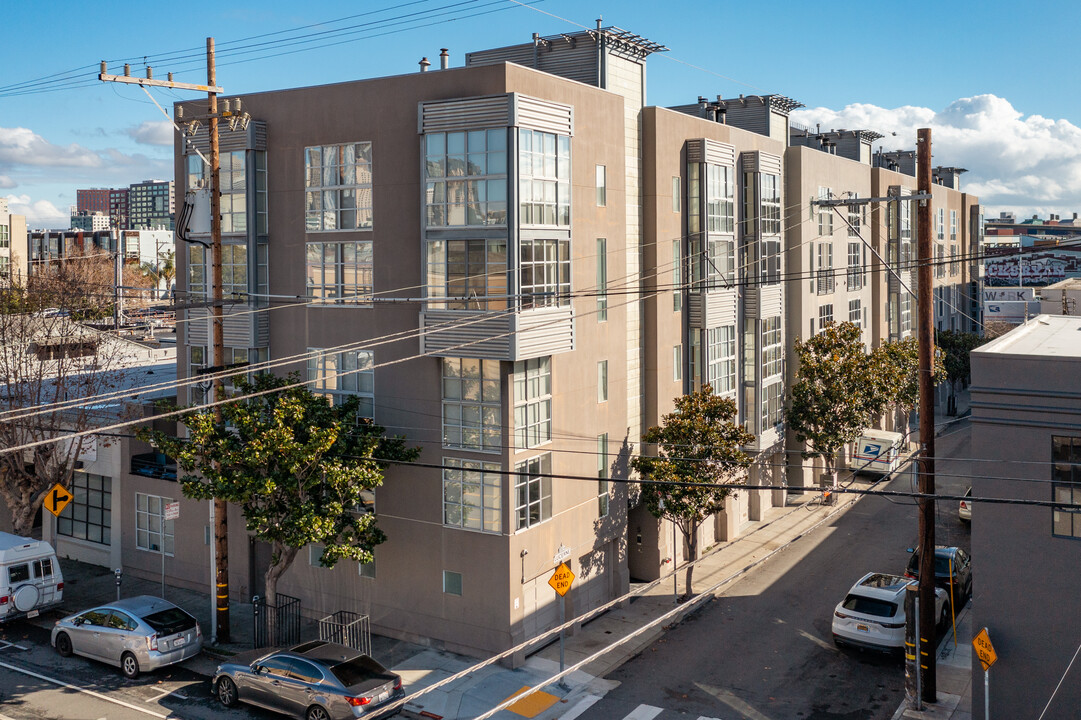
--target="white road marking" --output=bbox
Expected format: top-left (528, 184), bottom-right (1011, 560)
top-left (622, 704), bottom-right (664, 720)
top-left (798, 628), bottom-right (837, 652)
top-left (695, 683), bottom-right (775, 720)
top-left (0, 659), bottom-right (173, 719)
top-left (0, 640), bottom-right (28, 651)
top-left (561, 694), bottom-right (602, 720)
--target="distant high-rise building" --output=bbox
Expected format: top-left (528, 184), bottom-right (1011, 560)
top-left (129, 180), bottom-right (174, 230)
top-left (0, 198), bottom-right (28, 284)
top-left (70, 210), bottom-right (112, 232)
top-left (109, 188), bottom-right (130, 230)
top-left (76, 188), bottom-right (111, 215)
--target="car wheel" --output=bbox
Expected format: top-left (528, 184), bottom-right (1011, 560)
top-left (306, 705), bottom-right (331, 720)
top-left (121, 652), bottom-right (140, 679)
top-left (216, 677), bottom-right (238, 707)
top-left (55, 632), bottom-right (73, 658)
top-left (938, 603), bottom-right (950, 632)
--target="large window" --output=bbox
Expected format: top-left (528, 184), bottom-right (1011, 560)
top-left (849, 298), bottom-right (862, 326)
top-left (760, 239), bottom-right (782, 285)
top-left (515, 453), bottom-right (552, 530)
top-left (762, 381), bottom-right (783, 429)
top-left (706, 237), bottom-right (734, 289)
top-left (1052, 436), bottom-right (1081, 539)
top-left (818, 304), bottom-right (834, 329)
top-left (848, 202), bottom-right (861, 237)
top-left (425, 130), bottom-right (507, 227)
top-left (443, 458), bottom-right (501, 533)
top-left (847, 241), bottom-right (863, 290)
top-left (57, 472), bottom-right (111, 545)
top-left (442, 358), bottom-right (500, 452)
top-left (136, 493), bottom-right (174, 555)
top-left (306, 241), bottom-right (373, 305)
top-left (519, 129), bottom-right (570, 226)
top-left (307, 348), bottom-right (374, 418)
top-left (761, 174), bottom-right (781, 235)
top-left (762, 317), bottom-right (782, 378)
top-left (305, 142), bottom-right (373, 231)
top-left (706, 326), bottom-right (736, 398)
top-left (187, 150), bottom-right (267, 235)
top-left (706, 165), bottom-right (735, 233)
top-left (513, 357), bottom-right (551, 449)
top-left (0, 225), bottom-right (9, 248)
top-left (519, 238), bottom-right (570, 309)
top-left (817, 187), bottom-right (833, 236)
top-left (426, 238), bottom-right (507, 311)
top-left (188, 242), bottom-right (267, 299)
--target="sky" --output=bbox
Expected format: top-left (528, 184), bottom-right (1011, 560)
top-left (2, 0), bottom-right (1079, 229)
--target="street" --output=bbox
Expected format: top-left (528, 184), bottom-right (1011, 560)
top-left (574, 420), bottom-right (973, 720)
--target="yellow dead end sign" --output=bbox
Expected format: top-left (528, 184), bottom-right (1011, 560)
top-left (43, 483), bottom-right (73, 517)
top-left (548, 562), bottom-right (575, 596)
top-left (973, 626), bottom-right (998, 671)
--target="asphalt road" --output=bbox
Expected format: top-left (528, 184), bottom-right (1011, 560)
top-left (577, 421), bottom-right (973, 720)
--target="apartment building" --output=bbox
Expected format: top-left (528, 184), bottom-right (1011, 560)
top-left (76, 188), bottom-right (111, 216)
top-left (70, 210), bottom-right (111, 232)
top-left (110, 188), bottom-right (130, 230)
top-left (28, 229), bottom-right (117, 272)
top-left (129, 179), bottom-right (174, 230)
top-left (0, 198), bottom-right (28, 284)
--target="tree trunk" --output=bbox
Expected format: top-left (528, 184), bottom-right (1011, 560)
top-left (683, 522), bottom-right (699, 597)
top-left (262, 543), bottom-right (298, 646)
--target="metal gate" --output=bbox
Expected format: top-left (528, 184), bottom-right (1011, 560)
top-left (318, 611), bottom-right (371, 656)
top-left (252, 593), bottom-right (300, 648)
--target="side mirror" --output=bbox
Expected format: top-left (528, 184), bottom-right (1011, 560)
top-left (905, 547), bottom-right (915, 554)
top-left (73, 617), bottom-right (84, 626)
top-left (251, 664), bottom-right (263, 674)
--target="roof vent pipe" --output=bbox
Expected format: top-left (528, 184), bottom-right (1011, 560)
top-left (718, 107), bottom-right (726, 124)
top-left (419, 57), bottom-right (431, 72)
top-left (440, 48), bottom-right (449, 70)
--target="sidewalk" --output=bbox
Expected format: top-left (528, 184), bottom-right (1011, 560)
top-left (890, 602), bottom-right (974, 720)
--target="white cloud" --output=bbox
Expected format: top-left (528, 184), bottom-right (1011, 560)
top-left (0, 175), bottom-right (14, 189)
top-left (0, 127), bottom-right (102, 168)
top-left (126, 121), bottom-right (174, 146)
top-left (4, 194), bottom-right (67, 228)
top-left (791, 94), bottom-right (1081, 218)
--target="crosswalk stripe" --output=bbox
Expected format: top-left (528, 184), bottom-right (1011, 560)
top-left (622, 705), bottom-right (664, 720)
top-left (561, 694), bottom-right (602, 720)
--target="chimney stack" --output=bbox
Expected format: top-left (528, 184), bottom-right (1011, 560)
top-left (440, 48), bottom-right (449, 70)
top-left (419, 57), bottom-right (431, 72)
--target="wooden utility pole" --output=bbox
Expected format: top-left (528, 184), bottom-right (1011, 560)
top-left (916, 127), bottom-right (936, 703)
top-left (206, 37), bottom-right (231, 644)
top-left (99, 40), bottom-right (231, 643)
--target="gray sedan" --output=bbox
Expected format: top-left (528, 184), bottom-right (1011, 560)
top-left (213, 640), bottom-right (404, 720)
top-left (51, 595), bottom-right (203, 678)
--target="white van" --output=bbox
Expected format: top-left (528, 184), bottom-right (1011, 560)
top-left (0, 532), bottom-right (64, 622)
top-left (850, 430), bottom-right (905, 476)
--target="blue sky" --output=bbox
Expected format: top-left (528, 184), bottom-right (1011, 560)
top-left (2, 0), bottom-right (1080, 227)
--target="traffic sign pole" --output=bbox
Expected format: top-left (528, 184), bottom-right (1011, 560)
top-left (548, 562), bottom-right (575, 691)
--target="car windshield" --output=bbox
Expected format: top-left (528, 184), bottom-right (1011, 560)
top-left (330, 655), bottom-right (390, 687)
top-left (934, 556), bottom-right (956, 575)
top-left (143, 607), bottom-right (197, 635)
top-left (842, 595), bottom-right (897, 618)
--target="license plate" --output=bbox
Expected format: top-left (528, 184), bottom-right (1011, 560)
top-left (173, 636), bottom-right (186, 647)
top-left (27, 610), bottom-right (39, 619)
top-left (376, 691), bottom-right (389, 703)
top-left (856, 623), bottom-right (869, 633)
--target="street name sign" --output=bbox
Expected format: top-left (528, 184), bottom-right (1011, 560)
top-left (548, 562), bottom-right (575, 597)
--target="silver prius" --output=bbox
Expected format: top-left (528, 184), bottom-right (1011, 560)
top-left (213, 640), bottom-right (404, 720)
top-left (51, 595), bottom-right (203, 678)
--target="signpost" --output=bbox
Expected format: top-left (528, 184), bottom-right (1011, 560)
top-left (43, 483), bottom-right (73, 517)
top-left (972, 627), bottom-right (998, 720)
top-left (161, 502), bottom-right (180, 598)
top-left (548, 562), bottom-right (575, 685)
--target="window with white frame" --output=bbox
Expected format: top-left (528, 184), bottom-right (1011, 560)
top-left (672, 239), bottom-right (682, 311)
top-left (597, 360), bottom-right (608, 403)
top-left (706, 237), bottom-right (734, 288)
top-left (762, 380), bottom-right (783, 429)
top-left (57, 472), bottom-right (111, 545)
top-left (188, 242), bottom-right (266, 299)
top-left (847, 241), bottom-right (863, 290)
top-left (817, 187), bottom-right (833, 236)
top-left (596, 165), bottom-right (606, 207)
top-left (443, 457), bottom-right (502, 533)
top-left (307, 348), bottom-right (374, 418)
top-left (762, 317), bottom-right (782, 378)
top-left (305, 142), bottom-right (373, 231)
top-left (426, 238), bottom-right (507, 310)
top-left (950, 245), bottom-right (959, 276)
top-left (816, 243), bottom-right (834, 295)
top-left (519, 129), bottom-right (570, 226)
top-left (519, 238), bottom-right (570, 309)
top-left (706, 326), bottom-right (736, 398)
top-left (901, 294), bottom-right (913, 333)
top-left (935, 245), bottom-right (946, 278)
top-left (707, 165), bottom-right (735, 233)
top-left (513, 357), bottom-right (551, 449)
top-left (1053, 436), bottom-right (1081, 539)
top-left (937, 208), bottom-right (945, 241)
top-left (760, 239), bottom-right (782, 285)
top-left (306, 241), bottom-right (373, 305)
top-left (672, 176), bottom-right (681, 213)
top-left (847, 201), bottom-right (861, 237)
top-left (818, 304), bottom-right (834, 329)
top-left (425, 130), bottom-right (507, 227)
top-left (673, 345), bottom-right (682, 382)
top-left (849, 298), bottom-right (862, 326)
top-left (443, 570), bottom-right (463, 595)
top-left (0, 225), bottom-right (8, 249)
top-left (761, 174), bottom-right (781, 235)
top-left (597, 238), bottom-right (608, 321)
top-left (597, 433), bottom-right (610, 518)
top-left (950, 209), bottom-right (958, 242)
top-left (135, 493), bottom-right (173, 555)
top-left (442, 358), bottom-right (500, 452)
top-left (514, 453), bottom-right (552, 530)
top-left (188, 150), bottom-right (267, 235)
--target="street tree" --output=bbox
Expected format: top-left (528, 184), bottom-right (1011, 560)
top-left (868, 336), bottom-right (945, 433)
top-left (936, 330), bottom-right (983, 415)
top-left (787, 322), bottom-right (874, 494)
top-left (0, 283), bottom-right (128, 535)
top-left (631, 386), bottom-right (754, 597)
top-left (142, 372), bottom-right (420, 608)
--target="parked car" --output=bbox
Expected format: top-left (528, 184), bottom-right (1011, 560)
top-left (905, 546), bottom-right (972, 602)
top-left (959, 487), bottom-right (972, 523)
top-left (832, 572), bottom-right (948, 652)
top-left (213, 640), bottom-right (404, 720)
top-left (0, 531), bottom-right (64, 623)
top-left (51, 595), bottom-right (202, 678)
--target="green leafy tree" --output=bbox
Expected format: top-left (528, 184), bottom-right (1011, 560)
top-left (936, 330), bottom-right (983, 415)
top-left (142, 372), bottom-right (419, 607)
top-left (868, 336), bottom-right (946, 432)
top-left (631, 387), bottom-right (754, 597)
top-left (787, 322), bottom-right (874, 493)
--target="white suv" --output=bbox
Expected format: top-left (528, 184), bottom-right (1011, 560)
top-left (832, 572), bottom-right (947, 652)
